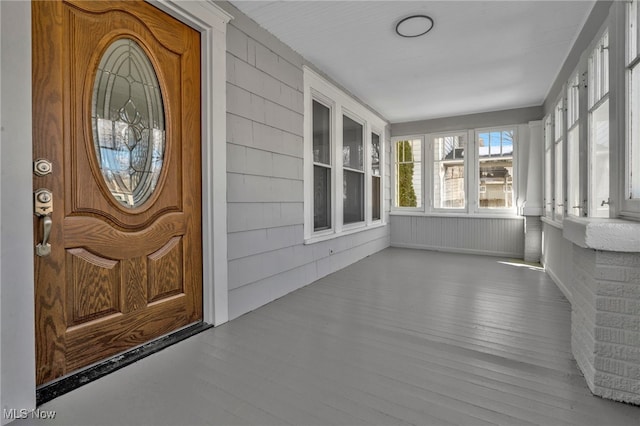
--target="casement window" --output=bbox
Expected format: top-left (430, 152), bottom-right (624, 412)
top-left (432, 132), bottom-right (466, 210)
top-left (304, 66), bottom-right (387, 243)
top-left (588, 30), bottom-right (610, 217)
top-left (476, 128), bottom-right (514, 210)
top-left (544, 115), bottom-right (554, 218)
top-left (393, 137), bottom-right (423, 209)
top-left (554, 97), bottom-right (565, 223)
top-left (566, 72), bottom-right (582, 217)
top-left (625, 1), bottom-right (640, 216)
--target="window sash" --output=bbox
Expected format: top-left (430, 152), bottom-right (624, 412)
top-left (371, 132), bottom-right (382, 221)
top-left (555, 139), bottom-right (564, 222)
top-left (313, 164), bottom-right (332, 231)
top-left (477, 129), bottom-right (515, 210)
top-left (589, 98), bottom-right (610, 217)
top-left (433, 133), bottom-right (466, 210)
top-left (394, 139), bottom-right (423, 209)
top-left (566, 126), bottom-right (581, 216)
top-left (628, 63), bottom-right (640, 200)
top-left (544, 115), bottom-right (554, 217)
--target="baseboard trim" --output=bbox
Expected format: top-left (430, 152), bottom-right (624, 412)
top-left (36, 322), bottom-right (212, 405)
top-left (390, 242), bottom-right (523, 259)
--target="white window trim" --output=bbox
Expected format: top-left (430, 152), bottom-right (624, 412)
top-left (390, 134), bottom-right (425, 213)
top-left (303, 66), bottom-right (388, 244)
top-left (390, 125), bottom-right (520, 218)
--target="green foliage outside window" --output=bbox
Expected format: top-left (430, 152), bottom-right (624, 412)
top-left (397, 141), bottom-right (417, 207)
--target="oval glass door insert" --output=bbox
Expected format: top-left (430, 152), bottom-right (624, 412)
top-left (92, 38), bottom-right (165, 209)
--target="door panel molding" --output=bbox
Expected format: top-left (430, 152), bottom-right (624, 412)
top-left (0, 0), bottom-right (230, 413)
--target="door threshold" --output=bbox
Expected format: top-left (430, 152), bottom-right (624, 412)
top-left (36, 322), bottom-right (213, 405)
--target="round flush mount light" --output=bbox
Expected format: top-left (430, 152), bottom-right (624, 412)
top-left (395, 14), bottom-right (434, 38)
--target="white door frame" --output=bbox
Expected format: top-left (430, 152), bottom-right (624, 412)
top-left (0, 1), bottom-right (231, 419)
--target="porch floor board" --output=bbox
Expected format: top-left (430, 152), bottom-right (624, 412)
top-left (25, 248), bottom-right (640, 425)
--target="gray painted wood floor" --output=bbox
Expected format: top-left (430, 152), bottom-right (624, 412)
top-left (23, 248), bottom-right (640, 425)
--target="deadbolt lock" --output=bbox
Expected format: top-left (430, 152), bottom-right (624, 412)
top-left (34, 188), bottom-right (53, 216)
top-left (34, 159), bottom-right (52, 177)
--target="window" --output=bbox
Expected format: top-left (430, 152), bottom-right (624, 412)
top-left (544, 115), bottom-right (554, 218)
top-left (371, 132), bottom-right (381, 221)
top-left (394, 138), bottom-right (422, 208)
top-left (312, 100), bottom-right (332, 231)
top-left (433, 133), bottom-right (466, 210)
top-left (566, 72), bottom-right (582, 216)
top-left (343, 115), bottom-right (364, 225)
top-left (304, 67), bottom-right (387, 242)
top-left (626, 1), bottom-right (640, 216)
top-left (554, 97), bottom-right (565, 222)
top-left (588, 30), bottom-right (610, 217)
top-left (392, 127), bottom-right (519, 216)
top-left (477, 129), bottom-right (514, 209)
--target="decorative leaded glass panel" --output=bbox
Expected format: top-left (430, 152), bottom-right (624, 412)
top-left (92, 38), bottom-right (165, 208)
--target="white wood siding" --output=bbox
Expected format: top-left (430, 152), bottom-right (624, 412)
top-left (390, 216), bottom-right (524, 257)
top-left (223, 3), bottom-right (390, 320)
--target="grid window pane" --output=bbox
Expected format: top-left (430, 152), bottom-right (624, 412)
top-left (343, 115), bottom-right (363, 171)
top-left (394, 140), bottom-right (422, 208)
top-left (312, 100), bottom-right (331, 165)
top-left (434, 135), bottom-right (465, 209)
top-left (343, 170), bottom-right (364, 224)
top-left (313, 165), bottom-right (331, 231)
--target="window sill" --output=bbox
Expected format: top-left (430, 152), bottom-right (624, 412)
top-left (304, 222), bottom-right (386, 245)
top-left (390, 211), bottom-right (523, 220)
top-left (541, 216), bottom-right (563, 230)
top-left (563, 216), bottom-right (640, 252)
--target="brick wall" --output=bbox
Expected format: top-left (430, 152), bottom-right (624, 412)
top-left (572, 247), bottom-right (640, 404)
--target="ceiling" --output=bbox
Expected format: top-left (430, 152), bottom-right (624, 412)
top-left (230, 0), bottom-right (596, 123)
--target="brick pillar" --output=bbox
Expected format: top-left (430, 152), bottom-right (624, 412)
top-left (572, 247), bottom-right (640, 404)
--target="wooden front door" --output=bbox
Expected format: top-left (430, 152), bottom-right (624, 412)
top-left (33, 0), bottom-right (202, 386)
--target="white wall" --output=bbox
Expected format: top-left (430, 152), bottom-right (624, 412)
top-left (391, 216), bottom-right (524, 258)
top-left (0, 1), bottom-right (36, 421)
top-left (219, 1), bottom-right (390, 319)
top-left (541, 222), bottom-right (574, 302)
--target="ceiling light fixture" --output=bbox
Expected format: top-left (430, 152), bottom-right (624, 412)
top-left (395, 14), bottom-right (434, 38)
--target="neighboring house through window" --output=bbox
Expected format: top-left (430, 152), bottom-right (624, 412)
top-left (392, 127), bottom-right (518, 215)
